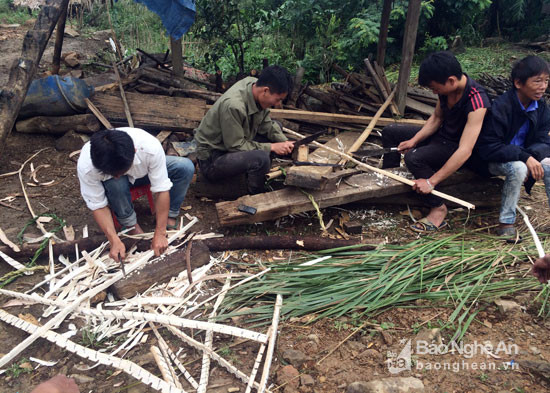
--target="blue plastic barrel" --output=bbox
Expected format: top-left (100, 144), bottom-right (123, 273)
top-left (19, 75), bottom-right (94, 119)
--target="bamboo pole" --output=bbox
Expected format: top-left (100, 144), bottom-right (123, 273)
top-left (283, 128), bottom-right (475, 210)
top-left (85, 98), bottom-right (113, 129)
top-left (339, 87), bottom-right (396, 165)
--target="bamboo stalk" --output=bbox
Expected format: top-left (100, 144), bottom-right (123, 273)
top-left (151, 345), bottom-right (183, 390)
top-left (339, 87), bottom-right (396, 165)
top-left (0, 310), bottom-right (186, 393)
top-left (258, 294), bottom-right (283, 393)
top-left (283, 128), bottom-right (475, 210)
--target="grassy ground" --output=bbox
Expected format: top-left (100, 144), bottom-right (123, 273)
top-left (0, 0), bottom-right (37, 24)
top-left (386, 43), bottom-right (550, 84)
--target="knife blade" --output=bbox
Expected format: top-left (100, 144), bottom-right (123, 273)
top-left (352, 147), bottom-right (399, 159)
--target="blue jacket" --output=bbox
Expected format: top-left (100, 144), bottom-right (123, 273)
top-left (475, 89), bottom-right (550, 163)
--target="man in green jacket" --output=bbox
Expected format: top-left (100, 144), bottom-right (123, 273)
top-left (194, 65), bottom-right (295, 194)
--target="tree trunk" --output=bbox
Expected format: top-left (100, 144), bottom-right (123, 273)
top-left (0, 0), bottom-right (70, 155)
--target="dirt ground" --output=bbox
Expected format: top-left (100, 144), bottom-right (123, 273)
top-left (1, 23), bottom-right (550, 393)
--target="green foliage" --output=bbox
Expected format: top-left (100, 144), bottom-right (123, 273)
top-left (6, 358), bottom-right (32, 378)
top-left (0, 0), bottom-right (38, 24)
top-left (81, 327), bottom-right (106, 349)
top-left (419, 34), bottom-right (448, 56)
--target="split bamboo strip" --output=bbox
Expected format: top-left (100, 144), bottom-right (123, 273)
top-left (149, 323), bottom-right (183, 389)
top-left (85, 98), bottom-right (113, 129)
top-left (0, 227), bottom-right (20, 252)
top-left (159, 337), bottom-right (199, 390)
top-left (167, 326), bottom-right (267, 392)
top-left (339, 87), bottom-right (396, 165)
top-left (0, 310), bottom-right (186, 393)
top-left (258, 294), bottom-right (283, 393)
top-left (113, 62), bottom-right (134, 127)
top-left (244, 328), bottom-right (270, 393)
top-left (151, 345), bottom-right (184, 390)
top-left (0, 219), bottom-right (196, 369)
top-left (283, 128), bottom-right (475, 210)
top-left (0, 289), bottom-right (266, 343)
top-left (517, 207), bottom-right (545, 258)
top-left (0, 250), bottom-right (28, 272)
top-left (181, 268), bottom-right (272, 318)
top-left (198, 277), bottom-right (231, 393)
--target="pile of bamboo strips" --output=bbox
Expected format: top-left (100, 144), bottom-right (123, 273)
top-left (0, 216), bottom-right (283, 392)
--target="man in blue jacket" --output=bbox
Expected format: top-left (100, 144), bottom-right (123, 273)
top-left (476, 56), bottom-right (550, 241)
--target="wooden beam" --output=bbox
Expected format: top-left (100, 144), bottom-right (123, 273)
top-left (396, 0), bottom-right (422, 114)
top-left (284, 132), bottom-right (359, 190)
top-left (406, 96), bottom-right (435, 116)
top-left (364, 58), bottom-right (399, 116)
top-left (377, 0), bottom-right (393, 67)
top-left (0, 0), bottom-right (71, 155)
top-left (85, 98), bottom-right (113, 129)
top-left (91, 92), bottom-right (206, 131)
top-left (216, 169), bottom-right (479, 227)
top-left (269, 109), bottom-right (425, 127)
top-left (51, 0), bottom-right (69, 75)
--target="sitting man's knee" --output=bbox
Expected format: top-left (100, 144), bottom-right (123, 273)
top-left (249, 150), bottom-right (271, 171)
top-left (507, 161), bottom-right (528, 180)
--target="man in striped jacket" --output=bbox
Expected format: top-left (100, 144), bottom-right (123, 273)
top-left (382, 51), bottom-right (490, 233)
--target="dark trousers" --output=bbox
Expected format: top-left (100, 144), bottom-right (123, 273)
top-left (198, 148), bottom-right (271, 195)
top-left (381, 124), bottom-right (459, 207)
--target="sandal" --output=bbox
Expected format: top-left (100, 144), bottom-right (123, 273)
top-left (410, 217), bottom-right (448, 233)
top-left (166, 223), bottom-right (179, 230)
top-left (495, 226), bottom-right (522, 244)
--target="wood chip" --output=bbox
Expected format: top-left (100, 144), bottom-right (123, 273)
top-left (0, 227), bottom-right (20, 252)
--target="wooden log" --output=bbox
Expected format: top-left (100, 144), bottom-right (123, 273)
top-left (91, 91), bottom-right (206, 131)
top-left (15, 114), bottom-right (101, 134)
top-left (51, 0), bottom-right (69, 75)
top-left (216, 169), bottom-right (479, 226)
top-left (395, 0), bottom-right (422, 114)
top-left (284, 132), bottom-right (359, 190)
top-left (0, 0), bottom-right (72, 155)
top-left (303, 86), bottom-right (337, 112)
top-left (287, 66), bottom-right (305, 107)
top-left (110, 241), bottom-right (210, 299)
top-left (138, 66), bottom-right (198, 90)
top-left (269, 109), bottom-right (426, 127)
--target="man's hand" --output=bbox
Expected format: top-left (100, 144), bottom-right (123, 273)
top-left (398, 139), bottom-right (416, 153)
top-left (412, 178), bottom-right (434, 194)
top-left (152, 231), bottom-right (168, 256)
top-left (271, 141), bottom-right (295, 155)
top-left (526, 156), bottom-right (544, 181)
top-left (31, 375), bottom-right (80, 393)
top-left (109, 237), bottom-right (126, 262)
top-left (533, 254), bottom-right (550, 283)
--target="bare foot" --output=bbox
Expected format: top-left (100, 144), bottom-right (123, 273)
top-left (128, 223), bottom-right (145, 235)
top-left (424, 204), bottom-right (448, 227)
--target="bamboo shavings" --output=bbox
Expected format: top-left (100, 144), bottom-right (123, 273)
top-left (0, 310), bottom-right (186, 393)
top-left (0, 250), bottom-right (28, 273)
top-left (0, 227), bottom-right (20, 252)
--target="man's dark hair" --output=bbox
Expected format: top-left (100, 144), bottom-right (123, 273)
top-left (418, 51), bottom-right (463, 87)
top-left (511, 55), bottom-right (550, 86)
top-left (90, 129), bottom-right (135, 175)
top-left (256, 65), bottom-right (293, 95)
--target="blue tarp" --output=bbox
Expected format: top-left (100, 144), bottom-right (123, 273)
top-left (133, 0), bottom-right (196, 40)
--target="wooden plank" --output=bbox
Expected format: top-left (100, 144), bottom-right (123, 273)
top-left (269, 109), bottom-right (425, 127)
top-left (405, 96), bottom-right (435, 116)
top-left (217, 169), bottom-right (479, 227)
top-left (91, 92), bottom-right (206, 131)
top-left (284, 132), bottom-right (359, 190)
top-left (396, 0), bottom-right (422, 113)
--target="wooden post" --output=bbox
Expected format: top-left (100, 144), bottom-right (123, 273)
top-left (376, 0), bottom-right (393, 67)
top-left (395, 0), bottom-right (422, 114)
top-left (51, 0), bottom-right (69, 75)
top-left (0, 0), bottom-right (70, 155)
top-left (170, 36), bottom-right (183, 77)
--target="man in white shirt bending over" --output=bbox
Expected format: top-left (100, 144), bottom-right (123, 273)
top-left (77, 127), bottom-right (194, 261)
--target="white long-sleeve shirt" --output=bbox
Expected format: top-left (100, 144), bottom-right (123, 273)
top-left (77, 127), bottom-right (172, 211)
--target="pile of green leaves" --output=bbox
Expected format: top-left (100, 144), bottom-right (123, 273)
top-left (220, 232), bottom-right (546, 341)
